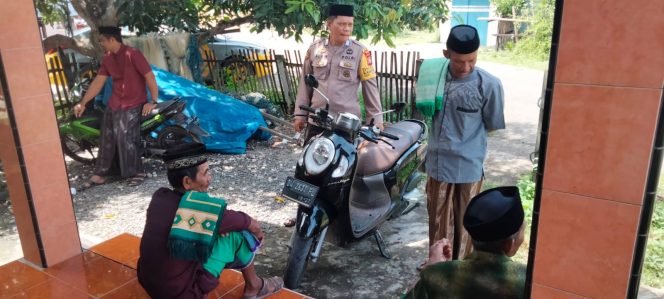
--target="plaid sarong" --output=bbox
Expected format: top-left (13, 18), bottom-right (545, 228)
top-left (168, 191), bottom-right (227, 263)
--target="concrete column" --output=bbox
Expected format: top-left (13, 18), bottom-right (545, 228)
top-left (529, 0), bottom-right (664, 298)
top-left (0, 1), bottom-right (81, 267)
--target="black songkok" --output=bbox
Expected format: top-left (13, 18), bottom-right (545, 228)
top-left (329, 4), bottom-right (354, 17)
top-left (98, 26), bottom-right (121, 35)
top-left (163, 143), bottom-right (207, 171)
top-left (463, 186), bottom-right (524, 242)
top-left (447, 25), bottom-right (480, 54)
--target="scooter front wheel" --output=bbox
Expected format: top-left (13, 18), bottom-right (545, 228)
top-left (284, 233), bottom-right (314, 289)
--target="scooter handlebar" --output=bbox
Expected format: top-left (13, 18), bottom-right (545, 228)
top-left (359, 131), bottom-right (378, 143)
top-left (379, 131), bottom-right (399, 140)
top-left (299, 105), bottom-right (317, 114)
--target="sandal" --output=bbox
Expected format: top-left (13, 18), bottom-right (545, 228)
top-left (283, 218), bottom-right (296, 227)
top-left (80, 179), bottom-right (105, 191)
top-left (127, 173), bottom-right (147, 187)
top-left (243, 276), bottom-right (283, 299)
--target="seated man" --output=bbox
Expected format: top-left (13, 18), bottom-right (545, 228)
top-left (404, 186), bottom-right (527, 299)
top-left (137, 143), bottom-right (283, 299)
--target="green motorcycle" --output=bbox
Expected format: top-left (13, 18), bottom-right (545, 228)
top-left (59, 80), bottom-right (209, 164)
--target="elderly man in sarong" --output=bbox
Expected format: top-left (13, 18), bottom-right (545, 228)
top-left (137, 143), bottom-right (283, 299)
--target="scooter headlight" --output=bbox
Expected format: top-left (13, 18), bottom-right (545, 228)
top-left (331, 155), bottom-right (349, 178)
top-left (304, 137), bottom-right (335, 175)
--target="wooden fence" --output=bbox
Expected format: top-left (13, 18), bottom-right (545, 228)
top-left (45, 49), bottom-right (84, 123)
top-left (49, 48), bottom-right (424, 123)
top-left (202, 48), bottom-right (422, 121)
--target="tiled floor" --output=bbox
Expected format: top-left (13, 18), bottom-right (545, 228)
top-left (0, 233), bottom-right (308, 298)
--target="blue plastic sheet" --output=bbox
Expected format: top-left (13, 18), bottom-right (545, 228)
top-left (94, 66), bottom-right (269, 154)
top-left (153, 66), bottom-right (270, 154)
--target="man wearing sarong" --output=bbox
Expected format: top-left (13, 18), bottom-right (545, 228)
top-left (404, 186), bottom-right (527, 299)
top-left (417, 25), bottom-right (505, 263)
top-left (73, 25), bottom-right (158, 187)
top-left (137, 143), bottom-right (283, 299)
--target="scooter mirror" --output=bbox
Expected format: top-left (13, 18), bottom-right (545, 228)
top-left (305, 74), bottom-right (319, 88)
top-left (390, 102), bottom-right (406, 113)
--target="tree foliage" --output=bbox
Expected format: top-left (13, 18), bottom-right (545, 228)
top-left (490, 0), bottom-right (526, 17)
top-left (513, 0), bottom-right (554, 60)
top-left (38, 0), bottom-right (449, 59)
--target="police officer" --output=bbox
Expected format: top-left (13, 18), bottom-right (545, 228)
top-left (293, 3), bottom-right (384, 142)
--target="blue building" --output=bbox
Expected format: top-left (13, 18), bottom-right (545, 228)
top-left (449, 0), bottom-right (492, 46)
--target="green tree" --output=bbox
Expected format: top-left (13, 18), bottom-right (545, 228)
top-left (38, 0), bottom-right (448, 59)
top-left (513, 0), bottom-right (554, 60)
top-left (490, 0), bottom-right (526, 17)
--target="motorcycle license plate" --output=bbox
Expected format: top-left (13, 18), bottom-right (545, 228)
top-left (281, 177), bottom-right (319, 207)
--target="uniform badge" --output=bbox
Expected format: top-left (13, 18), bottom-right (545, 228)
top-left (343, 70), bottom-right (351, 78)
top-left (341, 60), bottom-right (353, 68)
top-left (346, 48), bottom-right (353, 55)
top-left (363, 49), bottom-right (373, 66)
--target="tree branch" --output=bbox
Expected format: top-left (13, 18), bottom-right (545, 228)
top-left (197, 15), bottom-right (254, 43)
top-left (42, 34), bottom-right (97, 58)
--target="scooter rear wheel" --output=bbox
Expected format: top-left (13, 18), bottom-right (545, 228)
top-left (284, 233), bottom-right (314, 289)
top-left (156, 125), bottom-right (191, 149)
top-left (60, 133), bottom-right (97, 165)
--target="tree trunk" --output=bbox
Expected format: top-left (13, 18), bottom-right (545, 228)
top-left (42, 34), bottom-right (97, 58)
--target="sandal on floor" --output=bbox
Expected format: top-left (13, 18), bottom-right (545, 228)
top-left (283, 218), bottom-right (296, 227)
top-left (127, 173), bottom-right (147, 187)
top-left (80, 179), bottom-right (105, 191)
top-left (243, 276), bottom-right (284, 299)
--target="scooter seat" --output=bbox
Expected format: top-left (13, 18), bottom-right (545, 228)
top-left (355, 121), bottom-right (423, 176)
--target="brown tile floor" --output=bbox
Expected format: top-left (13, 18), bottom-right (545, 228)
top-left (0, 233), bottom-right (308, 298)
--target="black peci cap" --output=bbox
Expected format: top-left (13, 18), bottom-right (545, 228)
top-left (463, 186), bottom-right (524, 242)
top-left (446, 25), bottom-right (480, 54)
top-left (163, 143), bottom-right (208, 171)
top-left (329, 4), bottom-right (354, 17)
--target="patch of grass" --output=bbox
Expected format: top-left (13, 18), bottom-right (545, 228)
top-left (479, 47), bottom-right (549, 71)
top-left (643, 198), bottom-right (664, 288)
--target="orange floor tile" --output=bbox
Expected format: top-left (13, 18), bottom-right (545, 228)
top-left (0, 233), bottom-right (309, 298)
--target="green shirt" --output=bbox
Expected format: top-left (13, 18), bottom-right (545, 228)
top-left (403, 251), bottom-right (526, 299)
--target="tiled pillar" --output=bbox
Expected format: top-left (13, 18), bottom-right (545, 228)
top-left (0, 2), bottom-right (81, 267)
top-left (530, 0), bottom-right (664, 298)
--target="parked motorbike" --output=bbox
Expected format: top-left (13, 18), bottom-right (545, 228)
top-left (59, 78), bottom-right (209, 164)
top-left (281, 74), bottom-right (427, 289)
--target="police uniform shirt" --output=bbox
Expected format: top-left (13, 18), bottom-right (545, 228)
top-left (425, 67), bottom-right (505, 183)
top-left (294, 39), bottom-right (383, 126)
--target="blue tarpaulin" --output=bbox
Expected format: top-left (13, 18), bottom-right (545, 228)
top-left (152, 67), bottom-right (269, 154)
top-left (96, 66), bottom-right (270, 154)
